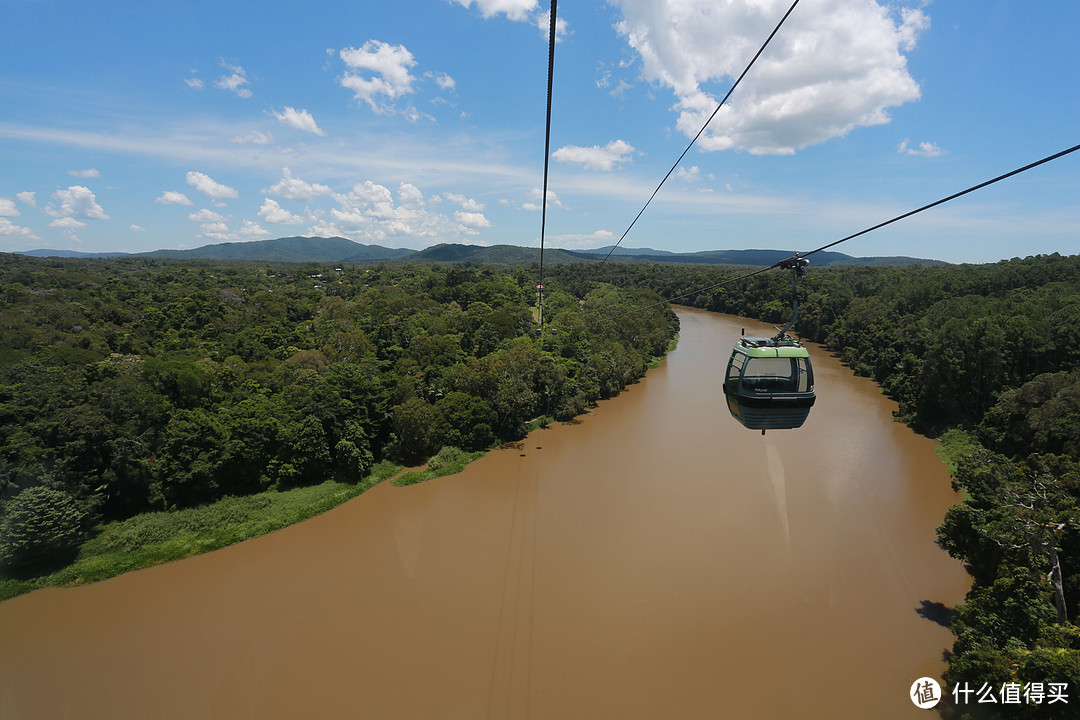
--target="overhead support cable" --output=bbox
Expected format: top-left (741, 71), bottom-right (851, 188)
top-left (537, 0), bottom-right (559, 331)
top-left (787, 143), bottom-right (1080, 264)
top-left (601, 142), bottom-right (1080, 323)
top-left (598, 0), bottom-right (802, 266)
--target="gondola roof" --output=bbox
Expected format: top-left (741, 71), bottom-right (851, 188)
top-left (731, 337), bottom-right (809, 358)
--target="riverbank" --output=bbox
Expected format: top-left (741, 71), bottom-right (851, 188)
top-left (0, 462), bottom-right (402, 602)
top-left (0, 336), bottom-right (680, 603)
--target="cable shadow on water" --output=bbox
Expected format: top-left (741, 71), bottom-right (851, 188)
top-left (486, 444), bottom-right (541, 720)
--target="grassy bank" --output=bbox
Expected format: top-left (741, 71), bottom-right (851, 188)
top-left (933, 429), bottom-right (983, 503)
top-left (393, 446), bottom-right (487, 487)
top-left (0, 461), bottom-right (402, 602)
top-left (934, 428), bottom-right (982, 475)
top-left (647, 333), bottom-right (679, 369)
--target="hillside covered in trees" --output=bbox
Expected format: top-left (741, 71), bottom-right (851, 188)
top-left (0, 254), bottom-right (675, 581)
top-left (19, 234), bottom-right (941, 267)
top-left (550, 253), bottom-right (1080, 717)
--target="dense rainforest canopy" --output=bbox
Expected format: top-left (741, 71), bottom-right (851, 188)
top-left (0, 255), bottom-right (675, 571)
top-left (2, 250), bottom-right (1079, 717)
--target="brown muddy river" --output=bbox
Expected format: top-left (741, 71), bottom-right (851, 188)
top-left (0, 307), bottom-right (968, 719)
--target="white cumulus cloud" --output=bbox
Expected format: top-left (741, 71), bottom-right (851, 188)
top-left (339, 41), bottom-right (419, 113)
top-left (186, 171), bottom-right (239, 201)
top-left (399, 182), bottom-right (425, 208)
top-left (46, 186), bottom-right (109, 220)
top-left (335, 180), bottom-right (396, 217)
top-left (452, 0), bottom-right (538, 21)
top-left (675, 166), bottom-right (701, 182)
top-left (455, 211), bottom-right (492, 229)
top-left (188, 208), bottom-right (226, 223)
top-left (523, 188), bottom-right (563, 211)
top-left (898, 138), bottom-right (943, 157)
top-left (16, 191), bottom-right (36, 207)
top-left (443, 192), bottom-right (485, 211)
top-left (428, 72), bottom-right (456, 91)
top-left (238, 220), bottom-right (269, 238)
top-left (49, 217), bottom-right (87, 229)
top-left (536, 9), bottom-right (569, 40)
top-left (215, 61), bottom-right (252, 98)
top-left (0, 217), bottom-right (39, 239)
top-left (263, 168), bottom-right (333, 201)
top-left (553, 139), bottom-right (636, 170)
top-left (155, 191), bottom-right (194, 206)
top-left (0, 198), bottom-right (19, 217)
top-left (198, 221), bottom-right (236, 241)
top-left (68, 168), bottom-right (100, 178)
top-left (258, 198), bottom-right (304, 225)
top-left (613, 0), bottom-right (928, 155)
top-left (271, 107), bottom-right (326, 136)
top-left (324, 179), bottom-right (494, 243)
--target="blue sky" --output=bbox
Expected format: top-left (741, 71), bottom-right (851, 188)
top-left (0, 0), bottom-right (1076, 263)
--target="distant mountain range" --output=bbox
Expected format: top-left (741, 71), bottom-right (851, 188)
top-left (142, 235), bottom-right (414, 262)
top-left (573, 246), bottom-right (942, 267)
top-left (14, 236), bottom-right (944, 267)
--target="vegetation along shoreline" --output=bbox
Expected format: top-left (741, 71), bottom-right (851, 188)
top-left (0, 253), bottom-right (677, 600)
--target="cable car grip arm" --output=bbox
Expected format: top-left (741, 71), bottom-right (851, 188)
top-left (772, 255), bottom-right (809, 342)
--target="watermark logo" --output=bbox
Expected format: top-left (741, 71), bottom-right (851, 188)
top-left (911, 677), bottom-right (942, 709)
top-left (953, 681), bottom-right (1069, 705)
top-left (910, 678), bottom-right (1070, 709)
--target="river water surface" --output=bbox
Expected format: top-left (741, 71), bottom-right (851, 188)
top-left (0, 307), bottom-right (968, 719)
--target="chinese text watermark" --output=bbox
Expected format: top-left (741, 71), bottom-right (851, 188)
top-left (952, 682), bottom-right (1069, 706)
top-left (911, 678), bottom-right (1070, 709)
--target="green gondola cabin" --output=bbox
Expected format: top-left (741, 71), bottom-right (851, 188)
top-left (723, 336), bottom-right (815, 432)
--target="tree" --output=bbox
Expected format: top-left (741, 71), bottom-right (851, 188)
top-left (278, 415), bottom-right (332, 487)
top-left (980, 370), bottom-right (1080, 461)
top-left (435, 392), bottom-right (494, 451)
top-left (152, 409), bottom-right (226, 508)
top-left (1004, 472), bottom-right (1075, 625)
top-left (334, 420), bottom-right (374, 480)
top-left (0, 255), bottom-right (677, 529)
top-left (0, 486), bottom-right (87, 572)
top-left (392, 396), bottom-right (439, 460)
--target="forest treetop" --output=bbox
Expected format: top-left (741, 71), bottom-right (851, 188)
top-left (0, 253), bottom-right (676, 561)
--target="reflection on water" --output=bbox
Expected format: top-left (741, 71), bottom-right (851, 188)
top-left (764, 440), bottom-right (792, 552)
top-left (0, 307), bottom-right (967, 719)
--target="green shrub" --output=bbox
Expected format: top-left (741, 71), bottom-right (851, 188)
top-left (427, 446), bottom-right (464, 471)
top-left (0, 487), bottom-right (88, 572)
top-left (394, 447), bottom-right (483, 486)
